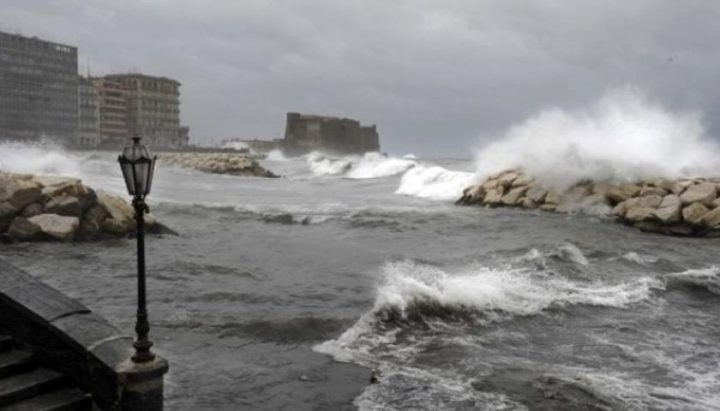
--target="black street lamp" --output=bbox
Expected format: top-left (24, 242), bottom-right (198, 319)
top-left (118, 135), bottom-right (158, 363)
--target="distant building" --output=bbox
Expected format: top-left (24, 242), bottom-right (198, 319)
top-left (0, 31), bottom-right (78, 143)
top-left (283, 112), bottom-right (379, 155)
top-left (77, 76), bottom-right (100, 146)
top-left (104, 73), bottom-right (189, 148)
top-left (93, 77), bottom-right (128, 146)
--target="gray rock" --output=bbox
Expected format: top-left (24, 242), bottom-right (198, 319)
top-left (21, 203), bottom-right (43, 218)
top-left (27, 214), bottom-right (79, 242)
top-left (44, 195), bottom-right (82, 217)
top-left (545, 190), bottom-right (562, 205)
top-left (7, 216), bottom-right (42, 241)
top-left (511, 174), bottom-right (534, 187)
top-left (659, 194), bottom-right (681, 209)
top-left (680, 182), bottom-right (716, 206)
top-left (0, 201), bottom-right (18, 232)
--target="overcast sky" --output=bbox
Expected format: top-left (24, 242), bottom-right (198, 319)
top-left (2, 1), bottom-right (719, 156)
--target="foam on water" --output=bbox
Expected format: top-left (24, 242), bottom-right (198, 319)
top-left (474, 87), bottom-right (720, 190)
top-left (395, 165), bottom-right (476, 201)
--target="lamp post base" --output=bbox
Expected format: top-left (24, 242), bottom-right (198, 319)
top-left (119, 356), bottom-right (169, 411)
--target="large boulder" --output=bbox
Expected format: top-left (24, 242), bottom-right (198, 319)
top-left (7, 216), bottom-right (42, 241)
top-left (484, 188), bottom-right (504, 205)
top-left (27, 214), bottom-right (79, 242)
top-left (680, 182), bottom-right (716, 206)
top-left (0, 177), bottom-right (42, 210)
top-left (96, 191), bottom-right (135, 235)
top-left (700, 207), bottom-right (720, 229)
top-left (625, 207), bottom-right (655, 223)
top-left (501, 186), bottom-right (528, 206)
top-left (21, 203), bottom-right (44, 218)
top-left (526, 186), bottom-right (548, 203)
top-left (624, 195), bottom-right (663, 210)
top-left (682, 202), bottom-right (710, 225)
top-left (652, 195), bottom-right (682, 223)
top-left (35, 176), bottom-right (83, 197)
top-left (44, 195), bottom-right (82, 217)
top-left (77, 204), bottom-right (110, 241)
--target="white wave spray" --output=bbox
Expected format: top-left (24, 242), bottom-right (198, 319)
top-left (395, 166), bottom-right (475, 201)
top-left (306, 152), bottom-right (416, 179)
top-left (474, 87), bottom-right (720, 190)
top-left (0, 140), bottom-right (83, 177)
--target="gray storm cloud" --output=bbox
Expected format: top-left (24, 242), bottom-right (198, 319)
top-left (1, 0), bottom-right (719, 155)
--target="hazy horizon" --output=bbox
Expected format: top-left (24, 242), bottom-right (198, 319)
top-left (2, 1), bottom-right (719, 156)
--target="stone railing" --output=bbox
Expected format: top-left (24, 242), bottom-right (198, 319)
top-left (0, 259), bottom-right (168, 410)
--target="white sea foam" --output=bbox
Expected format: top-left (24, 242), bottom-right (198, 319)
top-left (395, 165), bottom-right (476, 201)
top-left (474, 87), bottom-right (720, 190)
top-left (316, 260), bottom-right (661, 361)
top-left (265, 149), bottom-right (288, 162)
top-left (306, 151), bottom-right (416, 179)
top-left (0, 140), bottom-right (83, 177)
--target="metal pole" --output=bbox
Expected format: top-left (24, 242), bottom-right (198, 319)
top-left (132, 197), bottom-right (155, 363)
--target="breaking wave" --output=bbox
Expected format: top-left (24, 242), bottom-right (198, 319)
top-left (306, 152), bottom-right (416, 179)
top-left (316, 259), bottom-right (662, 360)
top-left (395, 165), bottom-right (476, 201)
top-left (0, 140), bottom-right (83, 177)
top-left (265, 149), bottom-right (289, 162)
top-left (474, 87), bottom-right (720, 190)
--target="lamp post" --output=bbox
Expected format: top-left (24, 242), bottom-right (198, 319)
top-left (118, 135), bottom-right (157, 364)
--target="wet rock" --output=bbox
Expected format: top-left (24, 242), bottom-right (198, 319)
top-left (625, 207), bottom-right (656, 223)
top-left (44, 195), bottom-right (82, 217)
top-left (27, 214), bottom-right (79, 242)
top-left (96, 191), bottom-right (135, 235)
top-left (653, 202), bottom-right (682, 224)
top-left (501, 186), bottom-right (528, 206)
top-left (0, 201), bottom-right (17, 232)
top-left (519, 197), bottom-right (537, 209)
top-left (526, 186), bottom-right (548, 203)
top-left (21, 202), bottom-right (43, 218)
top-left (700, 207), bottom-right (720, 228)
top-left (0, 177), bottom-right (42, 209)
top-left (624, 195), bottom-right (663, 209)
top-left (7, 216), bottom-right (42, 241)
top-left (545, 190), bottom-right (562, 205)
top-left (160, 152), bottom-right (278, 177)
top-left (639, 186), bottom-right (668, 197)
top-left (484, 188), bottom-right (504, 205)
top-left (680, 182), bottom-right (716, 206)
top-left (512, 174), bottom-right (534, 187)
top-left (682, 202), bottom-right (710, 225)
top-left (539, 204), bottom-right (557, 212)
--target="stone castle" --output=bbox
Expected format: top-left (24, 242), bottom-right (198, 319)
top-left (282, 112), bottom-right (380, 155)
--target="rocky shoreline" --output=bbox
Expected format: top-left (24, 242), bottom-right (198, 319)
top-left (457, 170), bottom-right (720, 236)
top-left (0, 172), bottom-right (167, 242)
top-left (159, 152), bottom-right (278, 178)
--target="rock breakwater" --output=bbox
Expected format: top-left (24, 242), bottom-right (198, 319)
top-left (457, 170), bottom-right (720, 236)
top-left (0, 172), bottom-right (163, 242)
top-left (160, 152), bottom-right (278, 177)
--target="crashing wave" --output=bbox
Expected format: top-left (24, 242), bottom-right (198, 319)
top-left (473, 87), bottom-right (719, 190)
top-left (0, 140), bottom-right (83, 177)
top-left (306, 151), bottom-right (416, 179)
top-left (396, 166), bottom-right (476, 201)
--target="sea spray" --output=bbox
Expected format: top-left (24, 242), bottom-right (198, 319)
top-left (0, 140), bottom-right (83, 177)
top-left (474, 87), bottom-right (720, 190)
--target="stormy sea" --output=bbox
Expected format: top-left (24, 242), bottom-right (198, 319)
top-left (2, 91), bottom-right (720, 410)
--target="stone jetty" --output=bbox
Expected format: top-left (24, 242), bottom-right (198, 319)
top-left (160, 152), bottom-right (278, 177)
top-left (0, 172), bottom-right (159, 242)
top-left (457, 169), bottom-right (720, 236)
